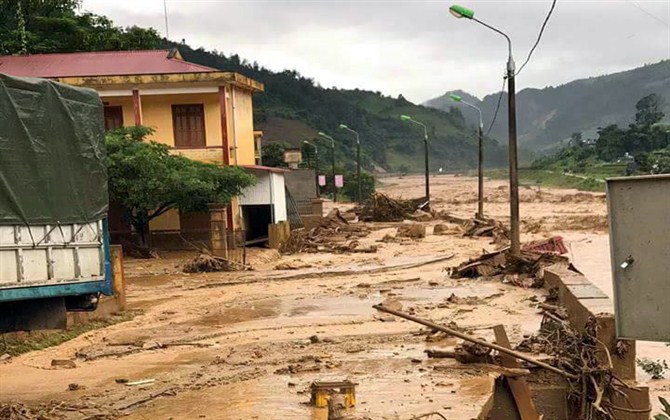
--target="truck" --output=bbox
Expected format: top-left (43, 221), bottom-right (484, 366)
top-left (0, 73), bottom-right (112, 332)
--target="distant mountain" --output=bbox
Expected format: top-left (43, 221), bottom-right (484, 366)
top-left (425, 60), bottom-right (670, 152)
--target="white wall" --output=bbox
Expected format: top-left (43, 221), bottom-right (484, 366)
top-left (238, 169), bottom-right (287, 223)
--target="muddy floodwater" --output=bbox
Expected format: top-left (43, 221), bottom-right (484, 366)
top-left (1, 175), bottom-right (668, 419)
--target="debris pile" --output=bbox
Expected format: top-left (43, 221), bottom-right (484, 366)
top-left (358, 193), bottom-right (427, 222)
top-left (462, 217), bottom-right (510, 245)
top-left (517, 312), bottom-right (634, 419)
top-left (280, 209), bottom-right (373, 254)
top-left (449, 248), bottom-right (567, 288)
top-left (183, 254), bottom-right (248, 273)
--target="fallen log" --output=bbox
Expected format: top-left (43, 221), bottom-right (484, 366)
top-left (373, 304), bottom-right (577, 379)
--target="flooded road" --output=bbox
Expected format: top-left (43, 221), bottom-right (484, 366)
top-left (1, 174), bottom-right (666, 418)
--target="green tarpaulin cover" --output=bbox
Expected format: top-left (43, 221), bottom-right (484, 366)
top-left (0, 74), bottom-right (108, 225)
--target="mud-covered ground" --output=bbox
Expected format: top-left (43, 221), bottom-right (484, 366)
top-left (0, 175), bottom-right (667, 419)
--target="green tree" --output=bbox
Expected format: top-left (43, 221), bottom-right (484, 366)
top-left (261, 141), bottom-right (290, 167)
top-left (341, 172), bottom-right (375, 202)
top-left (635, 94), bottom-right (665, 127)
top-left (0, 0), bottom-right (161, 54)
top-left (106, 127), bottom-right (255, 246)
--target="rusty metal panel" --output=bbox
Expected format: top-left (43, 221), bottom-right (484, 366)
top-left (606, 174), bottom-right (670, 342)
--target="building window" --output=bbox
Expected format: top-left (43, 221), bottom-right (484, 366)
top-left (172, 104), bottom-right (206, 148)
top-left (103, 106), bottom-right (124, 131)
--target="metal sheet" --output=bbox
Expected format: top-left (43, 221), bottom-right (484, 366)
top-left (606, 174), bottom-right (670, 342)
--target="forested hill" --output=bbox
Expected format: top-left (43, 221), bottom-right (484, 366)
top-left (174, 45), bottom-right (507, 172)
top-left (0, 1), bottom-right (506, 173)
top-left (425, 60), bottom-right (670, 152)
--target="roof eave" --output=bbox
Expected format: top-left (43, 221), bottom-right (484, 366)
top-left (53, 71), bottom-right (264, 93)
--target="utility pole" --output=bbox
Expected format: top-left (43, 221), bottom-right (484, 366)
top-left (303, 141), bottom-right (319, 197)
top-left (450, 4), bottom-right (520, 254)
top-left (338, 124), bottom-right (362, 203)
top-left (449, 93), bottom-right (485, 218)
top-left (318, 132), bottom-right (337, 202)
top-left (400, 115), bottom-right (430, 204)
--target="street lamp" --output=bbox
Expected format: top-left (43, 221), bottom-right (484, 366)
top-left (303, 140), bottom-right (320, 198)
top-left (317, 132), bottom-right (337, 202)
top-left (450, 4), bottom-right (521, 255)
top-left (449, 93), bottom-right (485, 219)
top-left (400, 115), bottom-right (430, 204)
top-left (338, 124), bottom-right (362, 203)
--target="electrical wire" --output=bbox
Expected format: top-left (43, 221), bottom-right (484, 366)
top-left (485, 76), bottom-right (507, 137)
top-left (516, 0), bottom-right (558, 76)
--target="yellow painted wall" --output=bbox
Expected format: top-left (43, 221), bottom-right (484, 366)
top-left (231, 87), bottom-right (256, 165)
top-left (141, 93), bottom-right (222, 148)
top-left (103, 88), bottom-right (257, 232)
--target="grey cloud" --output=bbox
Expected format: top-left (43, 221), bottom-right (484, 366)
top-left (83, 0), bottom-right (669, 101)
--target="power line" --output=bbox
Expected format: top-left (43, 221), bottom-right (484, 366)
top-left (486, 77), bottom-right (506, 137)
top-left (626, 0), bottom-right (669, 28)
top-left (516, 0), bottom-right (557, 76)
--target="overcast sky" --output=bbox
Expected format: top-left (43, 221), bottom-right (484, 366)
top-left (82, 0), bottom-right (669, 103)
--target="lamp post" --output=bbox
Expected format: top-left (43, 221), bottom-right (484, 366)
top-left (449, 93), bottom-right (484, 218)
top-left (303, 140), bottom-right (320, 198)
top-left (449, 4), bottom-right (520, 255)
top-left (338, 124), bottom-right (362, 203)
top-left (317, 132), bottom-right (337, 202)
top-left (400, 115), bottom-right (430, 204)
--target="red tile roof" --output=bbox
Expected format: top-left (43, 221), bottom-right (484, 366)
top-left (0, 50), bottom-right (217, 78)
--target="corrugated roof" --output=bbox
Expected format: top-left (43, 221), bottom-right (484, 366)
top-left (242, 165), bottom-right (291, 173)
top-left (0, 50), bottom-right (217, 78)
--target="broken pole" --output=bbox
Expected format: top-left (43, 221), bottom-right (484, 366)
top-left (372, 304), bottom-right (577, 379)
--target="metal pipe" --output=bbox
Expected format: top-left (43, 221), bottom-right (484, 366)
top-left (477, 125), bottom-right (484, 218)
top-left (372, 304), bottom-right (576, 379)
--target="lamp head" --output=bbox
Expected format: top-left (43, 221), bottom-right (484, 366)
top-left (400, 115), bottom-right (412, 121)
top-left (449, 5), bottom-right (475, 19)
top-left (449, 93), bottom-right (463, 102)
top-left (338, 124), bottom-right (348, 129)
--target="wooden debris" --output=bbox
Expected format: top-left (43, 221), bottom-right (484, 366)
top-left (449, 248), bottom-right (567, 288)
top-left (280, 209), bottom-right (372, 254)
top-left (493, 325), bottom-right (541, 420)
top-left (359, 193), bottom-right (426, 222)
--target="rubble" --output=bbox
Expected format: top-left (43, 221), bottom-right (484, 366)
top-left (358, 193), bottom-right (427, 222)
top-left (183, 254), bottom-right (248, 273)
top-left (449, 248), bottom-right (568, 288)
top-left (462, 217), bottom-right (510, 245)
top-left (432, 223), bottom-right (450, 235)
top-left (397, 223), bottom-right (426, 239)
top-left (280, 209), bottom-right (373, 254)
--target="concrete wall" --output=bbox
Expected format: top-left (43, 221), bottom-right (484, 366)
top-left (284, 169), bottom-right (317, 215)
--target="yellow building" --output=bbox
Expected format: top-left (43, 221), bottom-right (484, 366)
top-left (0, 49), bottom-right (274, 244)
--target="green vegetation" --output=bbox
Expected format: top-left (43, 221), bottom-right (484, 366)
top-left (0, 312), bottom-right (134, 357)
top-left (1, 1), bottom-right (506, 173)
top-left (530, 94), bottom-right (669, 179)
top-left (487, 168), bottom-right (605, 192)
top-left (426, 62), bottom-right (670, 151)
top-left (0, 0), bottom-right (160, 54)
top-left (637, 358), bottom-right (668, 380)
top-left (106, 127), bottom-right (255, 246)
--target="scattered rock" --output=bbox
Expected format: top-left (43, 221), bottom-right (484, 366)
top-left (51, 359), bottom-right (76, 369)
top-left (411, 209), bottom-right (433, 222)
top-left (433, 223), bottom-right (450, 235)
top-left (68, 383), bottom-right (82, 391)
top-left (309, 335), bottom-right (320, 344)
top-left (397, 223), bottom-right (426, 239)
top-left (0, 353), bottom-right (11, 362)
top-left (142, 341), bottom-right (163, 350)
top-left (381, 298), bottom-right (403, 312)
